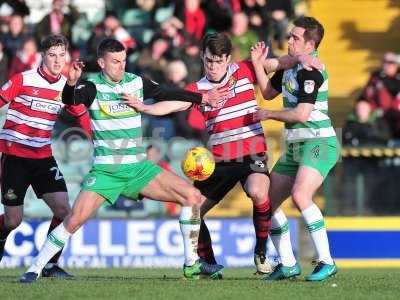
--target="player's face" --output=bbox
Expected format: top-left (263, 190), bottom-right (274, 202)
top-left (287, 26), bottom-right (314, 56)
top-left (202, 48), bottom-right (231, 82)
top-left (98, 51), bottom-right (127, 83)
top-left (42, 45), bottom-right (67, 76)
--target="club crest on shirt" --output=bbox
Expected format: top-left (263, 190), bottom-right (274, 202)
top-left (304, 80), bottom-right (315, 94)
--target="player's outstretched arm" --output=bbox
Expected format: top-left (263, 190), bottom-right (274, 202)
top-left (122, 94), bottom-right (191, 116)
top-left (142, 78), bottom-right (228, 108)
top-left (254, 103), bottom-right (314, 123)
top-left (261, 51), bottom-right (323, 74)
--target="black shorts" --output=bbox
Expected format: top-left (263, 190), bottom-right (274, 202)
top-left (194, 153), bottom-right (269, 203)
top-left (1, 154), bottom-right (67, 206)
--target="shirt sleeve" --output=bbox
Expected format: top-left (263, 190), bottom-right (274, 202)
top-left (142, 77), bottom-right (202, 104)
top-left (296, 69), bottom-right (324, 104)
top-left (0, 73), bottom-right (23, 107)
top-left (238, 60), bottom-right (257, 84)
top-left (270, 69), bottom-right (284, 93)
top-left (62, 80), bottom-right (97, 107)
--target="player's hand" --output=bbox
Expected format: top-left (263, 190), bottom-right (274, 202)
top-left (253, 108), bottom-right (272, 121)
top-left (121, 93), bottom-right (147, 112)
top-left (250, 41), bottom-right (268, 66)
top-left (298, 54), bottom-right (323, 71)
top-left (67, 59), bottom-right (85, 86)
top-left (202, 86), bottom-right (230, 108)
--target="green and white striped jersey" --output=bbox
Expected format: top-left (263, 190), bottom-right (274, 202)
top-left (271, 54), bottom-right (336, 143)
top-left (87, 72), bottom-right (146, 165)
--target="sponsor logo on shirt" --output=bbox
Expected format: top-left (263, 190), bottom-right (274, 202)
top-left (31, 100), bottom-right (62, 114)
top-left (99, 101), bottom-right (136, 117)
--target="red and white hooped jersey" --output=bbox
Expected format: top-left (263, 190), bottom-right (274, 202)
top-left (0, 67), bottom-right (85, 159)
top-left (186, 61), bottom-right (267, 160)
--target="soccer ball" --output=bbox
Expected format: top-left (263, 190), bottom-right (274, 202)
top-left (181, 147), bottom-right (215, 181)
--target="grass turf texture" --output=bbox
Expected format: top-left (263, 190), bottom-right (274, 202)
top-left (1, 268), bottom-right (399, 300)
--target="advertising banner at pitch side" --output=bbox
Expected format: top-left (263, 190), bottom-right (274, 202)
top-left (0, 218), bottom-right (298, 268)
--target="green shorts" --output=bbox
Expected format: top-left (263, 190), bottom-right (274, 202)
top-left (273, 138), bottom-right (340, 179)
top-left (81, 160), bottom-right (163, 205)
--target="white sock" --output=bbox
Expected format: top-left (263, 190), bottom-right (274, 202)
top-left (301, 204), bottom-right (334, 265)
top-left (27, 223), bottom-right (71, 274)
top-left (179, 206), bottom-right (200, 266)
top-left (270, 210), bottom-right (297, 267)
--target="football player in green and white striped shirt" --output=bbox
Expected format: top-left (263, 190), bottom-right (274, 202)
top-left (252, 16), bottom-right (339, 282)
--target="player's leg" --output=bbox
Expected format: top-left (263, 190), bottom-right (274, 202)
top-left (21, 166), bottom-right (122, 283)
top-left (20, 190), bottom-right (105, 283)
top-left (41, 191), bottom-right (72, 278)
top-left (293, 139), bottom-right (339, 281)
top-left (0, 154), bottom-right (30, 261)
top-left (292, 166), bottom-right (337, 281)
top-left (193, 162), bottom-right (239, 274)
top-left (30, 157), bottom-right (72, 278)
top-left (198, 199), bottom-right (218, 264)
top-left (138, 167), bottom-right (224, 279)
top-left (242, 172), bottom-right (272, 275)
top-left (264, 145), bottom-right (300, 280)
top-left (0, 206), bottom-right (24, 260)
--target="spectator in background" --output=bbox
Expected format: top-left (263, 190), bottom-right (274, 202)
top-left (0, 40), bottom-right (9, 85)
top-left (174, 0), bottom-right (206, 41)
top-left (0, 0), bottom-right (29, 24)
top-left (178, 37), bottom-right (203, 83)
top-left (136, 36), bottom-right (171, 84)
top-left (202, 0), bottom-right (241, 32)
top-left (103, 12), bottom-right (136, 51)
top-left (0, 13), bottom-right (29, 58)
top-left (85, 23), bottom-right (106, 72)
top-left (85, 12), bottom-right (137, 72)
top-left (241, 0), bottom-right (270, 43)
top-left (34, 0), bottom-right (79, 46)
top-left (361, 52), bottom-right (400, 138)
top-left (160, 17), bottom-right (185, 49)
top-left (343, 100), bottom-right (391, 146)
top-left (165, 59), bottom-right (208, 143)
top-left (266, 0), bottom-right (293, 50)
top-left (230, 12), bottom-right (258, 60)
top-left (8, 37), bottom-right (41, 78)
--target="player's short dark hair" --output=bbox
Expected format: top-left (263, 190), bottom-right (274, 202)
top-left (293, 16), bottom-right (324, 49)
top-left (40, 34), bottom-right (69, 52)
top-left (146, 144), bottom-right (160, 152)
top-left (202, 33), bottom-right (232, 57)
top-left (97, 38), bottom-right (125, 58)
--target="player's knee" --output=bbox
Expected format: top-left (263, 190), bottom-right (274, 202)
top-left (248, 186), bottom-right (268, 203)
top-left (53, 203), bottom-right (71, 219)
top-left (292, 189), bottom-right (308, 207)
top-left (185, 188), bottom-right (204, 206)
top-left (65, 216), bottom-right (83, 234)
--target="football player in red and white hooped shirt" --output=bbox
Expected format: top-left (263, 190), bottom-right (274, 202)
top-left (0, 34), bottom-right (88, 278)
top-left (123, 32), bottom-right (321, 276)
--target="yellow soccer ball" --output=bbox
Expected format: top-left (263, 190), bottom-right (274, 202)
top-left (181, 147), bottom-right (215, 181)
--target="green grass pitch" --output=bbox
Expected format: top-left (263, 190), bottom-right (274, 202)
top-left (1, 268), bottom-right (399, 300)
